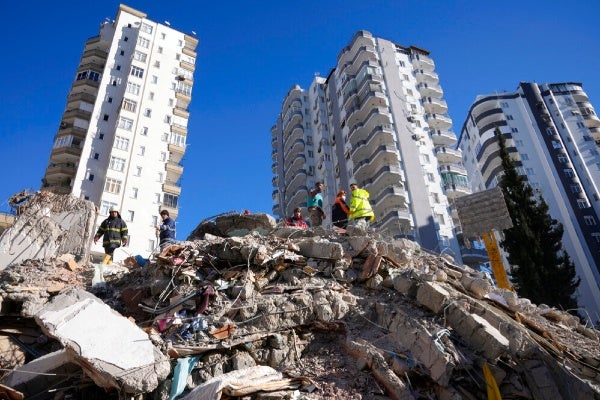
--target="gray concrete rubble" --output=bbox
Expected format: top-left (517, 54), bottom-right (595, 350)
top-left (0, 211), bottom-right (599, 400)
top-left (0, 191), bottom-right (96, 269)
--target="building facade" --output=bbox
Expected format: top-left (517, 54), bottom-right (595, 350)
top-left (458, 82), bottom-right (600, 315)
top-left (272, 31), bottom-right (465, 260)
top-left (41, 5), bottom-right (197, 257)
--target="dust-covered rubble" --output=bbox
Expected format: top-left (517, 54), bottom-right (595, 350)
top-left (0, 211), bottom-right (599, 400)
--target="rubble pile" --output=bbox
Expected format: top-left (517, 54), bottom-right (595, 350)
top-left (1, 212), bottom-right (599, 399)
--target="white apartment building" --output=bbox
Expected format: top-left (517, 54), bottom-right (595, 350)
top-left (458, 82), bottom-right (600, 316)
top-left (41, 5), bottom-right (197, 258)
top-left (272, 31), bottom-right (465, 260)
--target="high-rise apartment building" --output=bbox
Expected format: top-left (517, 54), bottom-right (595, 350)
top-left (41, 5), bottom-right (197, 258)
top-left (272, 31), bottom-right (466, 260)
top-left (458, 82), bottom-right (600, 315)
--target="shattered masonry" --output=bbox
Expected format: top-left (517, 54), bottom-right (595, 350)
top-left (0, 194), bottom-right (599, 399)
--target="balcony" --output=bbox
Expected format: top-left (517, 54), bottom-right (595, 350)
top-left (284, 108), bottom-right (303, 127)
top-left (359, 165), bottom-right (404, 196)
top-left (412, 54), bottom-right (435, 71)
top-left (426, 114), bottom-right (452, 130)
top-left (168, 143), bottom-right (185, 163)
top-left (439, 164), bottom-right (467, 176)
top-left (583, 113), bottom-right (600, 128)
top-left (353, 145), bottom-right (400, 178)
top-left (376, 209), bottom-right (413, 236)
top-left (415, 70), bottom-right (439, 85)
top-left (62, 108), bottom-right (92, 123)
top-left (174, 107), bottom-right (189, 119)
top-left (41, 182), bottom-right (72, 195)
top-left (166, 161), bottom-right (183, 180)
top-left (283, 124), bottom-right (304, 149)
top-left (349, 107), bottom-right (391, 133)
top-left (81, 48), bottom-right (108, 61)
top-left (418, 83), bottom-right (443, 99)
top-left (67, 91), bottom-right (97, 105)
top-left (71, 78), bottom-right (100, 91)
top-left (284, 154), bottom-right (306, 177)
top-left (161, 204), bottom-right (179, 220)
top-left (50, 145), bottom-right (82, 164)
top-left (571, 89), bottom-right (589, 103)
top-left (272, 176), bottom-right (278, 186)
top-left (590, 127), bottom-right (600, 141)
top-left (349, 124), bottom-right (394, 149)
top-left (436, 147), bottom-right (462, 164)
top-left (171, 123), bottom-right (188, 135)
top-left (422, 98), bottom-right (448, 115)
top-left (179, 59), bottom-right (195, 72)
top-left (337, 32), bottom-right (375, 66)
top-left (175, 90), bottom-right (191, 105)
top-left (430, 129), bottom-right (457, 147)
top-left (443, 182), bottom-right (471, 199)
top-left (45, 163), bottom-right (77, 180)
top-left (285, 170), bottom-right (307, 199)
top-left (282, 86), bottom-right (302, 112)
top-left (272, 161), bottom-right (278, 174)
top-left (351, 128), bottom-right (396, 160)
top-left (372, 186), bottom-right (408, 210)
top-left (283, 138), bottom-right (304, 160)
top-left (58, 125), bottom-right (88, 140)
top-left (163, 181), bottom-right (182, 196)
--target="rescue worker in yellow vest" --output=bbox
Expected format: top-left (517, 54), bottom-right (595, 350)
top-left (348, 183), bottom-right (375, 228)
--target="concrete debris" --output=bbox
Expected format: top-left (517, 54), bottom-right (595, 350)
top-left (0, 191), bottom-right (96, 269)
top-left (0, 211), bottom-right (599, 400)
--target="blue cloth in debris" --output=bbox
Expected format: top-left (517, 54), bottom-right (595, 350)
top-left (168, 356), bottom-right (200, 400)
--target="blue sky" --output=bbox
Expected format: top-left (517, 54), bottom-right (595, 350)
top-left (0, 1), bottom-right (598, 239)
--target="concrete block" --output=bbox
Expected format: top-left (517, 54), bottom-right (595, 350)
top-left (416, 282), bottom-right (451, 314)
top-left (35, 289), bottom-right (170, 393)
top-left (447, 305), bottom-right (508, 359)
top-left (297, 238), bottom-right (344, 260)
top-left (392, 273), bottom-right (417, 297)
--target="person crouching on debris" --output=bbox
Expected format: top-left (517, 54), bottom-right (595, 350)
top-left (285, 207), bottom-right (309, 228)
top-left (94, 206), bottom-right (128, 265)
top-left (156, 209), bottom-right (177, 250)
top-left (348, 183), bottom-right (375, 228)
top-left (332, 190), bottom-right (350, 229)
top-left (307, 181), bottom-right (326, 227)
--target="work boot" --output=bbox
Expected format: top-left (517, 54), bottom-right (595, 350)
top-left (102, 254), bottom-right (112, 265)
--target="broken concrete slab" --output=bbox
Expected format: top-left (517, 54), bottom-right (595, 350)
top-left (34, 289), bottom-right (170, 393)
top-left (0, 192), bottom-right (96, 269)
top-left (296, 238), bottom-right (344, 260)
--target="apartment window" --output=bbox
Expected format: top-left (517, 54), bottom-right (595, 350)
top-left (149, 92), bottom-right (155, 101)
top-left (76, 70), bottom-right (100, 81)
top-left (133, 50), bottom-right (147, 62)
top-left (564, 168), bottom-right (575, 178)
top-left (131, 66), bottom-right (144, 78)
top-left (152, 75), bottom-right (158, 84)
top-left (116, 65), bottom-right (121, 71)
top-left (100, 201), bottom-right (118, 215)
top-left (160, 152), bottom-right (166, 161)
top-left (178, 39), bottom-right (183, 46)
top-left (571, 184), bottom-right (582, 194)
top-left (158, 47), bottom-right (163, 54)
top-left (577, 199), bottom-right (589, 209)
top-left (131, 187), bottom-right (138, 199)
top-left (521, 153), bottom-right (529, 160)
top-left (558, 154), bottom-right (567, 163)
top-left (422, 154), bottom-right (430, 163)
top-left (176, 82), bottom-right (192, 96)
top-left (135, 166), bottom-right (142, 176)
top-left (93, 153), bottom-right (99, 160)
top-left (120, 50), bottom-right (125, 56)
top-left (127, 210), bottom-right (135, 222)
top-left (164, 115), bottom-right (171, 123)
top-left (406, 89), bottom-right (413, 96)
top-left (144, 108), bottom-right (152, 117)
top-left (126, 82), bottom-right (141, 95)
top-left (552, 141), bottom-right (562, 149)
top-left (124, 36), bottom-right (128, 42)
top-left (577, 122), bottom-right (586, 129)
top-left (175, 54), bottom-right (180, 61)
top-left (108, 97), bottom-right (113, 103)
top-left (155, 193), bottom-right (161, 204)
top-left (432, 193), bottom-right (440, 203)
top-left (109, 156), bottom-right (126, 172)
top-left (141, 127), bottom-right (148, 136)
top-left (163, 193), bottom-right (178, 208)
top-left (141, 23), bottom-right (153, 34)
top-left (525, 168), bottom-right (534, 175)
top-left (118, 117), bottom-right (134, 131)
top-left (137, 36), bottom-right (150, 48)
top-left (103, 114), bottom-right (109, 121)
top-left (88, 173), bottom-right (94, 181)
top-left (122, 98), bottom-right (137, 112)
top-left (152, 216), bottom-right (158, 226)
top-left (161, 133), bottom-right (169, 142)
top-left (511, 127), bottom-right (519, 133)
top-left (427, 172), bottom-right (435, 182)
top-left (168, 99), bottom-right (174, 107)
top-left (515, 140), bottom-right (524, 147)
top-left (170, 133), bottom-right (186, 147)
top-left (154, 61), bottom-right (160, 68)
top-left (584, 215), bottom-right (597, 226)
top-left (402, 74), bottom-right (409, 81)
top-left (592, 233), bottom-right (600, 244)
top-left (139, 146), bottom-right (145, 156)
top-left (114, 136), bottom-right (129, 150)
top-left (399, 61), bottom-right (405, 67)
top-left (98, 133), bottom-right (104, 140)
top-left (104, 178), bottom-right (122, 194)
top-left (161, 33), bottom-right (166, 40)
top-left (158, 172), bottom-right (164, 182)
top-left (148, 240), bottom-right (155, 251)
top-left (500, 102), bottom-right (509, 108)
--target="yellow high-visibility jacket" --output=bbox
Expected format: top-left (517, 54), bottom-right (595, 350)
top-left (349, 188), bottom-right (375, 221)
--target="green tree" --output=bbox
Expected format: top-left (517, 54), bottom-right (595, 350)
top-left (495, 128), bottom-right (580, 311)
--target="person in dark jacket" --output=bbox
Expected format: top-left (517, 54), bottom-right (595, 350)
top-left (331, 190), bottom-right (349, 228)
top-left (285, 208), bottom-right (309, 228)
top-left (156, 209), bottom-right (177, 249)
top-left (94, 206), bottom-right (128, 264)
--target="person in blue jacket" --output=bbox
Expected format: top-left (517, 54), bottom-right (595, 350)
top-left (156, 209), bottom-right (176, 250)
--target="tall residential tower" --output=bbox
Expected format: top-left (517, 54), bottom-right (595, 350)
top-left (458, 82), bottom-right (600, 316)
top-left (272, 31), bottom-right (466, 260)
top-left (41, 5), bottom-right (197, 257)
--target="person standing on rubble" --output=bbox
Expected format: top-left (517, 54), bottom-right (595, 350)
top-left (285, 207), bottom-right (309, 228)
top-left (331, 190), bottom-right (350, 229)
top-left (156, 209), bottom-right (176, 249)
top-left (93, 206), bottom-right (128, 264)
top-left (307, 181), bottom-right (326, 227)
top-left (348, 183), bottom-right (375, 228)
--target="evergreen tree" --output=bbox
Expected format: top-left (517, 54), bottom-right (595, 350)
top-left (495, 128), bottom-right (580, 311)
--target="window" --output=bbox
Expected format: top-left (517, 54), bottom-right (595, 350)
top-left (592, 233), bottom-right (600, 244)
top-left (525, 168), bottom-right (534, 175)
top-left (118, 117), bottom-right (134, 131)
top-left (161, 33), bottom-right (166, 39)
top-left (160, 152), bottom-right (166, 161)
top-left (571, 184), bottom-right (582, 194)
top-left (515, 140), bottom-right (524, 147)
top-left (120, 50), bottom-right (125, 56)
top-left (152, 216), bottom-right (158, 226)
top-left (131, 66), bottom-right (144, 78)
top-left (135, 166), bottom-right (142, 176)
top-left (109, 156), bottom-right (126, 172)
top-left (137, 36), bottom-right (150, 48)
top-left (131, 187), bottom-right (138, 199)
top-left (148, 240), bottom-right (155, 251)
top-left (158, 47), bottom-right (163, 54)
top-left (506, 114), bottom-right (514, 120)
top-left (500, 102), bottom-right (509, 108)
top-left (141, 23), bottom-right (153, 34)
top-left (168, 99), bottom-right (174, 107)
top-left (108, 97), bottom-right (113, 103)
top-left (161, 133), bottom-right (169, 142)
top-left (552, 141), bottom-right (562, 149)
top-left (152, 75), bottom-right (158, 84)
top-left (422, 154), bottom-right (430, 163)
top-left (402, 74), bottom-right (409, 81)
top-left (116, 65), bottom-right (121, 71)
top-left (163, 193), bottom-right (178, 208)
top-left (98, 133), bottom-right (104, 140)
top-left (103, 114), bottom-right (109, 121)
top-left (170, 133), bottom-right (186, 147)
top-left (521, 153), bottom-right (529, 160)
top-left (144, 108), bottom-right (152, 117)
top-left (141, 127), bottom-right (148, 136)
top-left (88, 173), bottom-right (94, 181)
top-left (155, 193), bottom-right (161, 204)
top-left (154, 61), bottom-right (160, 68)
top-left (104, 178), bottom-right (122, 194)
top-left (577, 122), bottom-right (586, 129)
top-left (124, 36), bottom-right (128, 42)
top-left (564, 168), bottom-right (575, 178)
top-left (164, 115), bottom-right (171, 123)
top-left (133, 50), bottom-right (147, 62)
top-left (93, 153), bottom-right (99, 160)
top-left (558, 154), bottom-right (567, 163)
top-left (584, 215), bottom-right (597, 226)
top-left (114, 136), bottom-right (130, 150)
top-left (399, 61), bottom-right (405, 67)
top-left (122, 98), bottom-right (137, 112)
top-left (126, 82), bottom-right (141, 95)
top-left (149, 92), bottom-right (155, 100)
top-left (139, 146), bottom-right (145, 156)
top-left (158, 172), bottom-right (164, 182)
top-left (127, 210), bottom-right (135, 222)
top-left (511, 127), bottom-right (519, 133)
top-left (100, 201), bottom-right (118, 215)
top-left (406, 89), bottom-right (413, 96)
top-left (176, 82), bottom-right (192, 96)
top-left (178, 39), bottom-right (182, 46)
top-left (577, 199), bottom-right (588, 209)
top-left (76, 70), bottom-right (100, 81)
top-left (427, 172), bottom-right (435, 182)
